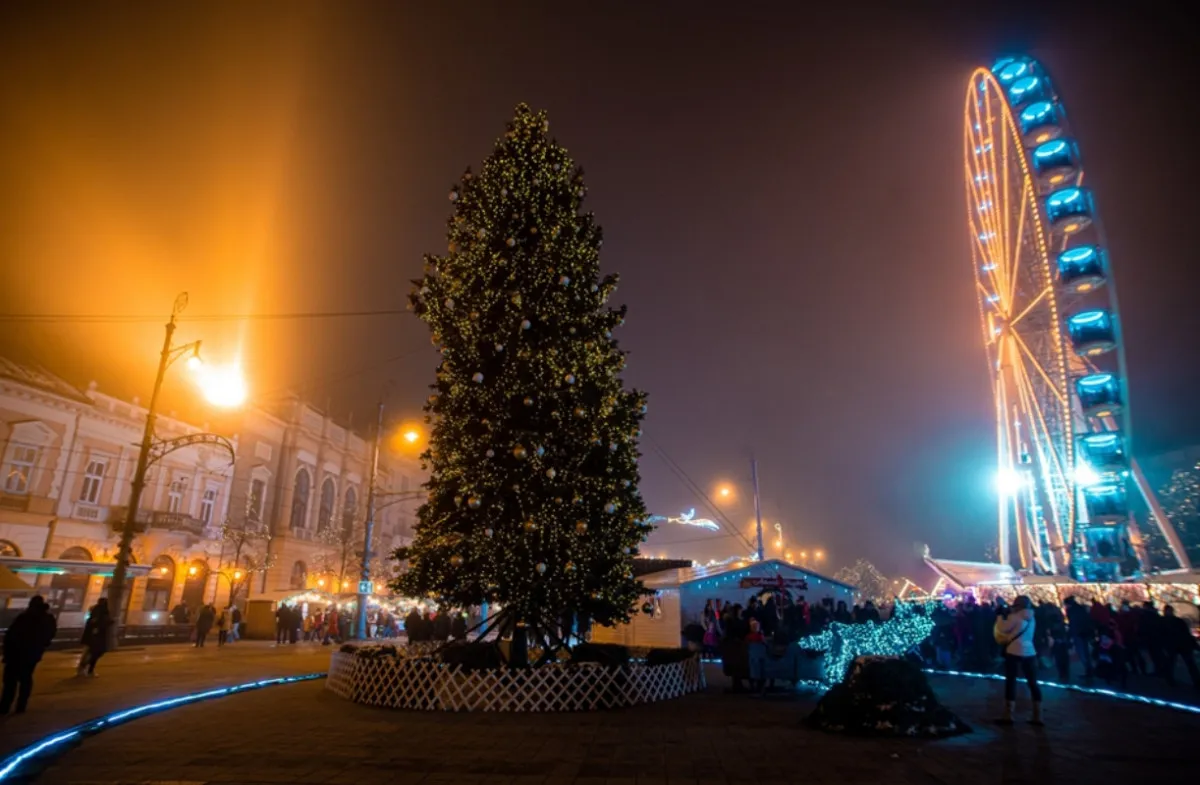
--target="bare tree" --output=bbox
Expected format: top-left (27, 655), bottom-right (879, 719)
top-left (833, 558), bottom-right (893, 605)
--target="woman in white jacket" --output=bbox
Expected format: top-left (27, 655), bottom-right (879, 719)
top-left (993, 595), bottom-right (1043, 726)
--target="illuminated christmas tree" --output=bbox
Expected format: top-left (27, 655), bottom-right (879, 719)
top-left (395, 105), bottom-right (650, 655)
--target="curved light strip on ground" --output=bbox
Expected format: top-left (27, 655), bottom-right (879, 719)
top-left (928, 668), bottom-right (1200, 716)
top-left (0, 672), bottom-right (326, 781)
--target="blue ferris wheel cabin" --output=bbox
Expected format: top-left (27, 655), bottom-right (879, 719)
top-left (1056, 246), bottom-right (1106, 293)
top-left (1075, 373), bottom-right (1123, 418)
top-left (1066, 309), bottom-right (1117, 356)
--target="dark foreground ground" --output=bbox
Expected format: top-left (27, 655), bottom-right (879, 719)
top-left (26, 668), bottom-right (1200, 785)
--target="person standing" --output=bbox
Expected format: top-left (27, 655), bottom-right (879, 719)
top-left (217, 606), bottom-right (233, 647)
top-left (275, 603), bottom-right (289, 645)
top-left (195, 604), bottom-right (215, 648)
top-left (1064, 596), bottom-right (1093, 679)
top-left (1, 596), bottom-right (57, 715)
top-left (229, 605), bottom-right (242, 643)
top-left (994, 595), bottom-right (1043, 726)
top-left (1160, 604), bottom-right (1200, 687)
top-left (78, 599), bottom-right (113, 677)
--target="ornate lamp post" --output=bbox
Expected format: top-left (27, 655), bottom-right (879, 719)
top-left (106, 293), bottom-right (237, 645)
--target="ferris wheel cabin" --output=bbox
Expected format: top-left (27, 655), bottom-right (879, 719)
top-left (1082, 483), bottom-right (1129, 524)
top-left (1066, 309), bottom-right (1117, 356)
top-left (1075, 373), bottom-right (1123, 418)
top-left (1079, 432), bottom-right (1128, 474)
top-left (1056, 246), bottom-right (1106, 293)
top-left (1032, 139), bottom-right (1080, 189)
top-left (1018, 101), bottom-right (1063, 147)
top-left (1045, 187), bottom-right (1094, 235)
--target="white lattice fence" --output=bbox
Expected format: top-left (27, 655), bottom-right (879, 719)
top-left (325, 648), bottom-right (706, 712)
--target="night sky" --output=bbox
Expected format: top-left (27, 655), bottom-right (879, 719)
top-left (2, 3), bottom-right (1198, 579)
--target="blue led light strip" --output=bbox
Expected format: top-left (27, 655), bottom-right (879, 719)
top-left (0, 672), bottom-right (325, 781)
top-left (928, 668), bottom-right (1200, 716)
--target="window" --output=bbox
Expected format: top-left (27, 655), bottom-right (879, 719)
top-left (167, 476), bottom-right (188, 514)
top-left (247, 478), bottom-right (266, 523)
top-left (48, 546), bottom-right (92, 613)
top-left (4, 445), bottom-right (38, 494)
top-left (142, 555), bottom-right (175, 612)
top-left (289, 560), bottom-right (307, 590)
top-left (343, 487), bottom-right (358, 530)
top-left (199, 488), bottom-right (217, 525)
top-left (317, 478), bottom-right (335, 532)
top-left (290, 469), bottom-right (311, 529)
top-left (79, 459), bottom-right (107, 504)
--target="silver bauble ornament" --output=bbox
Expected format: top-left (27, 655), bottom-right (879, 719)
top-left (545, 468), bottom-right (556, 479)
top-left (484, 527), bottom-right (494, 538)
top-left (485, 449), bottom-right (495, 458)
top-left (521, 319), bottom-right (531, 330)
top-left (536, 563), bottom-right (547, 574)
top-left (604, 503), bottom-right (616, 514)
top-left (495, 343), bottom-right (504, 351)
top-left (535, 446), bottom-right (545, 457)
top-left (565, 374), bottom-right (575, 385)
top-left (472, 372), bottom-right (484, 383)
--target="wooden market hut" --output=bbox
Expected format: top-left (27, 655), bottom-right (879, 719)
top-left (592, 558), bottom-right (857, 649)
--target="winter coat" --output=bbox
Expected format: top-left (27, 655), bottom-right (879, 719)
top-left (994, 608), bottom-right (1037, 657)
top-left (2, 603), bottom-right (57, 665)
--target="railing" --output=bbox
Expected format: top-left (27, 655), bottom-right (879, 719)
top-left (74, 502), bottom-right (106, 521)
top-left (108, 507), bottom-right (207, 535)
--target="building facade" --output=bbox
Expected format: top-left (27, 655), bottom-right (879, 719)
top-left (0, 358), bottom-right (423, 627)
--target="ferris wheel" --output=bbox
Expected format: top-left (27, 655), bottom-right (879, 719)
top-left (963, 56), bottom-right (1192, 578)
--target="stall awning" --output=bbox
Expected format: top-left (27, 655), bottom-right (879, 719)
top-left (0, 556), bottom-right (152, 578)
top-left (639, 557), bottom-right (856, 592)
top-left (0, 563), bottom-right (34, 595)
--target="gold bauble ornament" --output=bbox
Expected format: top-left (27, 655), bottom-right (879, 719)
top-left (513, 445), bottom-right (528, 460)
top-left (576, 521), bottom-right (588, 534)
top-left (450, 555), bottom-right (464, 567)
top-left (523, 520), bottom-right (537, 532)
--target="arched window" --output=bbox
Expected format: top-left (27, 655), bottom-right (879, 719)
top-left (49, 546), bottom-right (93, 612)
top-left (290, 469), bottom-right (311, 530)
top-left (181, 559), bottom-right (208, 609)
top-left (343, 487), bottom-right (358, 531)
top-left (0, 539), bottom-right (19, 557)
top-left (317, 478), bottom-right (335, 533)
top-left (143, 555), bottom-right (176, 611)
top-left (289, 560), bottom-right (307, 590)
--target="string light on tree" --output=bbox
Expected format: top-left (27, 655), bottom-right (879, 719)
top-left (395, 105), bottom-right (650, 655)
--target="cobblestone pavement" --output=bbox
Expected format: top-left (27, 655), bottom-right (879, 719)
top-left (28, 670), bottom-right (1200, 785)
top-left (0, 640), bottom-right (331, 759)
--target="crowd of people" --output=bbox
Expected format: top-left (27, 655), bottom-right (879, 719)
top-left (696, 592), bottom-right (885, 653)
top-left (168, 600), bottom-right (242, 648)
top-left (403, 606), bottom-right (469, 642)
top-left (927, 594), bottom-right (1200, 690)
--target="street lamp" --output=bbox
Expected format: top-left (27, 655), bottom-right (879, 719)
top-left (106, 293), bottom-right (239, 645)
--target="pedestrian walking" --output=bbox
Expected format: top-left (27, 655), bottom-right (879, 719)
top-left (994, 595), bottom-right (1043, 726)
top-left (275, 603), bottom-right (289, 645)
top-left (78, 598), bottom-right (113, 677)
top-left (229, 605), bottom-right (242, 642)
top-left (195, 604), bottom-right (215, 648)
top-left (1, 596), bottom-right (57, 715)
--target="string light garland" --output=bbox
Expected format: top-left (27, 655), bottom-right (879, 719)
top-left (804, 606), bottom-right (936, 683)
top-left (0, 674), bottom-right (325, 781)
top-left (396, 104), bottom-right (650, 639)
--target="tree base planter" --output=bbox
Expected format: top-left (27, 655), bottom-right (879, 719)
top-left (326, 646), bottom-right (706, 711)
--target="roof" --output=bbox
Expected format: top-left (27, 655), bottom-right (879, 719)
top-left (924, 557), bottom-right (1022, 590)
top-left (0, 357), bottom-right (93, 404)
top-left (640, 558), bottom-right (856, 592)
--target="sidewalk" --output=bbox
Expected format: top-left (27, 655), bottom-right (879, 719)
top-left (31, 671), bottom-right (1200, 785)
top-left (0, 640), bottom-right (332, 759)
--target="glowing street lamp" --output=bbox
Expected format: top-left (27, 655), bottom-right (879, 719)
top-left (716, 484), bottom-right (734, 501)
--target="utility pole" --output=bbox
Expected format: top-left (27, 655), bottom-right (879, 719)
top-left (751, 455), bottom-right (764, 562)
top-left (355, 401), bottom-right (384, 639)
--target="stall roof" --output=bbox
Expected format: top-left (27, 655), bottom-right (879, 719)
top-left (640, 558), bottom-right (856, 592)
top-left (924, 557), bottom-right (1023, 590)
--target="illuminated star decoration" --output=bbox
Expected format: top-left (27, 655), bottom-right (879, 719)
top-left (647, 508), bottom-right (720, 531)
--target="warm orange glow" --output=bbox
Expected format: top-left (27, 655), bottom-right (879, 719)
top-left (188, 565), bottom-right (198, 576)
top-left (233, 569), bottom-right (244, 581)
top-left (158, 566), bottom-right (169, 575)
top-left (814, 549), bottom-right (824, 560)
top-left (1049, 173), bottom-right (1065, 184)
top-left (390, 422), bottom-right (425, 453)
top-left (197, 361), bottom-right (248, 407)
top-left (785, 551), bottom-right (793, 561)
top-left (800, 550), bottom-right (808, 560)
top-left (716, 484), bottom-right (733, 500)
top-left (317, 578), bottom-right (325, 587)
top-left (1064, 222), bottom-right (1079, 233)
top-left (1036, 132), bottom-right (1050, 143)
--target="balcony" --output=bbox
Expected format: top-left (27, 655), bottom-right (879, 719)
top-left (0, 492), bottom-right (30, 512)
top-left (108, 507), bottom-right (208, 536)
top-left (73, 502), bottom-right (108, 521)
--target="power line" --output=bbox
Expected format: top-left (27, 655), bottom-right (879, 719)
top-left (0, 309), bottom-right (408, 324)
